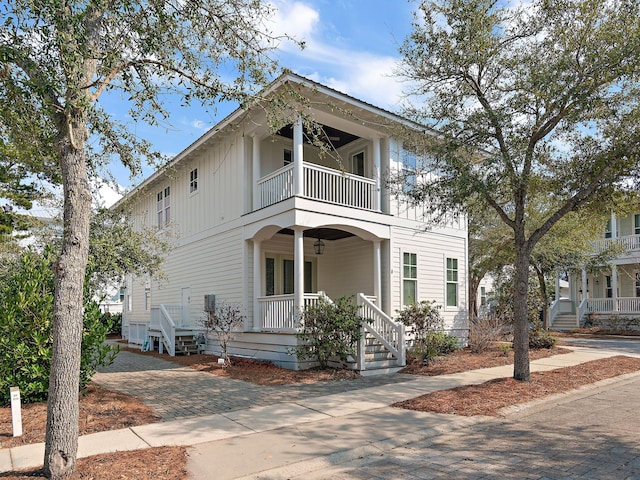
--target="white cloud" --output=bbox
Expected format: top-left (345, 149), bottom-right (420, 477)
top-left (190, 119), bottom-right (209, 130)
top-left (270, 1), bottom-right (405, 110)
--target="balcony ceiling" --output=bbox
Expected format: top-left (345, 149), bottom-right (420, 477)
top-left (276, 124), bottom-right (360, 149)
top-left (278, 227), bottom-right (355, 241)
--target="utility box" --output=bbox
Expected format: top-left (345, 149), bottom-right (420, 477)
top-left (204, 294), bottom-right (216, 313)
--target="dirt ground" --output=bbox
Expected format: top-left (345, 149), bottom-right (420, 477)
top-left (3, 343), bottom-right (639, 479)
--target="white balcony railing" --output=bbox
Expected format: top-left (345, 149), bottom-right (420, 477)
top-left (586, 297), bottom-right (640, 314)
top-left (591, 234), bottom-right (640, 254)
top-left (257, 161), bottom-right (377, 211)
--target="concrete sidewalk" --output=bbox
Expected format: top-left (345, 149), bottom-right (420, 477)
top-left (1, 346), bottom-right (636, 477)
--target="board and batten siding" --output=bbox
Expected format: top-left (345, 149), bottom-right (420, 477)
top-left (389, 225), bottom-right (468, 333)
top-left (318, 236), bottom-right (374, 300)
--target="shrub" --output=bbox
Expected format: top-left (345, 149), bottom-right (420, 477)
top-left (397, 300), bottom-right (458, 364)
top-left (100, 312), bottom-right (122, 335)
top-left (0, 247), bottom-right (118, 405)
top-left (294, 296), bottom-right (367, 369)
top-left (200, 301), bottom-right (245, 368)
top-left (468, 315), bottom-right (510, 353)
top-left (529, 327), bottom-right (558, 349)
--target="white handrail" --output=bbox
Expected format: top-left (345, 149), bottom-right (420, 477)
top-left (158, 305), bottom-right (177, 356)
top-left (356, 293), bottom-right (405, 367)
top-left (548, 299), bottom-right (560, 327)
top-left (576, 299), bottom-right (588, 328)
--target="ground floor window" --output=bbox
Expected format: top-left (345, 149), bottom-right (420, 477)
top-left (446, 257), bottom-right (458, 307)
top-left (636, 272), bottom-right (640, 297)
top-left (266, 255), bottom-right (314, 295)
top-left (606, 276), bottom-right (613, 298)
top-left (402, 252), bottom-right (417, 306)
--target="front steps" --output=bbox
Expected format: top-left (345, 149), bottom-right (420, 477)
top-left (551, 313), bottom-right (580, 332)
top-left (360, 333), bottom-right (404, 376)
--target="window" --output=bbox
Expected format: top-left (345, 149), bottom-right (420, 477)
top-left (402, 252), bottom-right (417, 305)
top-left (606, 276), bottom-right (613, 298)
top-left (144, 289), bottom-right (150, 311)
top-left (156, 186), bottom-right (170, 227)
top-left (635, 215), bottom-right (640, 235)
top-left (401, 149), bottom-right (417, 193)
top-left (189, 168), bottom-right (198, 193)
top-left (352, 151), bottom-right (365, 177)
top-left (266, 256), bottom-right (313, 295)
top-left (605, 219), bottom-right (612, 239)
top-left (636, 273), bottom-right (640, 297)
top-left (480, 286), bottom-right (487, 307)
top-left (284, 149), bottom-right (292, 166)
top-left (446, 258), bottom-right (458, 307)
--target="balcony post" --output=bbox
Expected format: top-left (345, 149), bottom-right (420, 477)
top-left (253, 239), bottom-right (262, 331)
top-left (293, 116), bottom-right (304, 196)
top-left (611, 210), bottom-right (617, 239)
top-left (373, 240), bottom-right (381, 303)
top-left (581, 268), bottom-right (588, 301)
top-left (252, 135), bottom-right (260, 210)
top-left (612, 264), bottom-right (619, 311)
top-left (373, 137), bottom-right (381, 211)
top-left (294, 227), bottom-right (305, 324)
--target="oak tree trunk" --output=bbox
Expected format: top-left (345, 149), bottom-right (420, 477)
top-left (512, 247), bottom-right (531, 381)
top-left (44, 119), bottom-right (91, 479)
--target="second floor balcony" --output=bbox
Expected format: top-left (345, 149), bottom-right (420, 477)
top-left (591, 234), bottom-right (640, 254)
top-left (256, 161), bottom-right (378, 212)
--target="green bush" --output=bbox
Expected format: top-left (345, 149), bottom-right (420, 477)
top-left (396, 301), bottom-right (459, 364)
top-left (529, 328), bottom-right (558, 349)
top-left (294, 296), bottom-right (368, 369)
top-left (0, 247), bottom-right (118, 406)
top-left (100, 311), bottom-right (122, 335)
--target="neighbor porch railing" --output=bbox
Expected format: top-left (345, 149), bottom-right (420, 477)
top-left (356, 293), bottom-right (405, 370)
top-left (549, 299), bottom-right (560, 327)
top-left (576, 299), bottom-right (588, 327)
top-left (591, 234), bottom-right (640, 254)
top-left (257, 161), bottom-right (377, 211)
top-left (587, 297), bottom-right (640, 314)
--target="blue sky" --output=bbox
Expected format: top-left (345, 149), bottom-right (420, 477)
top-left (104, 0), bottom-right (418, 193)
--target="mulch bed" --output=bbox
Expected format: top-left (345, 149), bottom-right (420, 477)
top-left (392, 355), bottom-right (640, 416)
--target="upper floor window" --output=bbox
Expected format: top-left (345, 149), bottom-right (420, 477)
top-left (402, 252), bottom-right (417, 306)
top-left (446, 257), bottom-right (458, 307)
top-left (189, 168), bottom-right (198, 193)
top-left (156, 186), bottom-right (171, 227)
top-left (635, 214), bottom-right (640, 235)
top-left (401, 149), bottom-right (417, 192)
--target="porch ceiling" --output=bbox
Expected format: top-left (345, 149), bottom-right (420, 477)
top-left (278, 227), bottom-right (355, 241)
top-left (276, 123), bottom-right (360, 149)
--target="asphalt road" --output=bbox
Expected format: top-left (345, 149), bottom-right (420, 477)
top-left (561, 335), bottom-right (640, 356)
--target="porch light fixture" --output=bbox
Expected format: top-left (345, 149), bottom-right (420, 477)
top-left (314, 238), bottom-right (325, 255)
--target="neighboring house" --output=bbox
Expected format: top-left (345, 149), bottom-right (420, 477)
top-left (551, 209), bottom-right (640, 330)
top-left (117, 73), bottom-right (469, 373)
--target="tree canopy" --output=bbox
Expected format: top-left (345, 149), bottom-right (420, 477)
top-left (397, 0), bottom-right (640, 381)
top-left (1, 1), bottom-right (291, 477)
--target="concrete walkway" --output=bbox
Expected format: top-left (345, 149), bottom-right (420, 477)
top-left (1, 345), bottom-right (638, 478)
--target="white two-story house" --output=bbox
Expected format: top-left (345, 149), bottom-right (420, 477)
top-left (117, 73), bottom-right (468, 373)
top-left (551, 209), bottom-right (640, 330)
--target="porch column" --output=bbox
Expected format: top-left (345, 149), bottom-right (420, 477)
top-left (294, 227), bottom-right (305, 321)
top-left (372, 137), bottom-right (381, 211)
top-left (293, 116), bottom-right (304, 197)
top-left (253, 240), bottom-right (262, 331)
top-left (581, 268), bottom-right (588, 301)
top-left (611, 210), bottom-right (617, 239)
top-left (252, 135), bottom-right (261, 210)
top-left (555, 275), bottom-right (560, 301)
top-left (373, 240), bottom-right (381, 304)
top-left (612, 264), bottom-right (619, 311)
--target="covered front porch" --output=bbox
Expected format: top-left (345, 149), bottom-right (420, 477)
top-left (248, 223), bottom-right (405, 372)
top-left (550, 264), bottom-right (640, 329)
